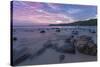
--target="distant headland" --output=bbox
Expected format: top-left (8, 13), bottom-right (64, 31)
top-left (49, 19), bottom-right (97, 26)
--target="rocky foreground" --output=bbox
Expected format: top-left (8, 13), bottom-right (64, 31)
top-left (12, 27), bottom-right (97, 66)
top-left (43, 34), bottom-right (97, 56)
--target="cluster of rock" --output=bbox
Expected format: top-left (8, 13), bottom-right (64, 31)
top-left (12, 35), bottom-right (97, 65)
top-left (12, 47), bottom-right (31, 65)
top-left (43, 35), bottom-right (76, 54)
top-left (75, 35), bottom-right (97, 56)
top-left (44, 35), bottom-right (97, 56)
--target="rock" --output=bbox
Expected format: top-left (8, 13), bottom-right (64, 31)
top-left (77, 35), bottom-right (92, 41)
top-left (75, 35), bottom-right (97, 56)
top-left (40, 30), bottom-right (45, 33)
top-left (87, 42), bottom-right (97, 56)
top-left (59, 55), bottom-right (65, 62)
top-left (13, 53), bottom-right (31, 66)
top-left (57, 44), bottom-right (75, 54)
top-left (65, 35), bottom-right (74, 43)
top-left (72, 30), bottom-right (79, 35)
top-left (51, 40), bottom-right (75, 54)
top-left (56, 29), bottom-right (60, 32)
top-left (89, 29), bottom-right (96, 33)
top-left (13, 37), bottom-right (17, 41)
top-left (12, 48), bottom-right (31, 65)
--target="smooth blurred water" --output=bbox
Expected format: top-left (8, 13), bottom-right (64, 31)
top-left (12, 26), bottom-right (97, 66)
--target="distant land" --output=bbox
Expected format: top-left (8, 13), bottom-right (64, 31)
top-left (49, 19), bottom-right (97, 26)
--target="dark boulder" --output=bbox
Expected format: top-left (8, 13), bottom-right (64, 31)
top-left (40, 30), bottom-right (45, 33)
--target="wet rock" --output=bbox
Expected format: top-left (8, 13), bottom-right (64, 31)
top-left (65, 35), bottom-right (74, 43)
top-left (57, 44), bottom-right (75, 54)
top-left (12, 48), bottom-right (31, 65)
top-left (13, 37), bottom-right (17, 41)
top-left (89, 29), bottom-right (96, 33)
top-left (92, 31), bottom-right (96, 33)
top-left (75, 35), bottom-right (97, 56)
top-left (51, 40), bottom-right (75, 54)
top-left (40, 30), bottom-right (45, 33)
top-left (13, 53), bottom-right (31, 66)
top-left (77, 35), bottom-right (92, 41)
top-left (72, 30), bottom-right (79, 35)
top-left (56, 29), bottom-right (60, 32)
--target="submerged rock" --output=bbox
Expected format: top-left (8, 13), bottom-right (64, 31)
top-left (51, 40), bottom-right (75, 54)
top-left (57, 44), bottom-right (75, 54)
top-left (59, 55), bottom-right (65, 62)
top-left (75, 35), bottom-right (97, 56)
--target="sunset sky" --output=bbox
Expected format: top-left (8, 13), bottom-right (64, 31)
top-left (12, 1), bottom-right (97, 25)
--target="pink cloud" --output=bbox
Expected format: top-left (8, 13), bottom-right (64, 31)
top-left (13, 2), bottom-right (75, 25)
